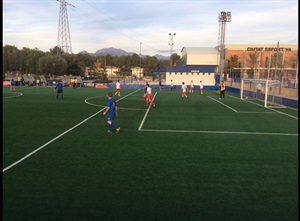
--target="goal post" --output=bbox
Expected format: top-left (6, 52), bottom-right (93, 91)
top-left (241, 78), bottom-right (285, 108)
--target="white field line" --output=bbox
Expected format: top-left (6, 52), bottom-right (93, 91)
top-left (3, 92), bottom-right (23, 99)
top-left (138, 92), bottom-right (158, 130)
top-left (236, 111), bottom-right (278, 114)
top-left (3, 89), bottom-right (141, 173)
top-left (208, 96), bottom-right (238, 112)
top-left (85, 96), bottom-right (146, 111)
top-left (138, 93), bottom-right (297, 136)
top-left (4, 89), bottom-right (297, 172)
top-left (228, 94), bottom-right (298, 119)
top-left (264, 107), bottom-right (298, 120)
top-left (139, 128), bottom-right (298, 136)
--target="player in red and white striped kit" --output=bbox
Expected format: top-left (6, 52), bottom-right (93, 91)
top-left (181, 82), bottom-right (189, 100)
top-left (145, 83), bottom-right (156, 107)
top-left (190, 80), bottom-right (194, 93)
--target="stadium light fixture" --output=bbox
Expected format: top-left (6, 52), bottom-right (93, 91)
top-left (218, 11), bottom-right (231, 81)
top-left (169, 33), bottom-right (176, 65)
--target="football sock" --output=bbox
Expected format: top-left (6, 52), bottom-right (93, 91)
top-left (110, 122), bottom-right (118, 131)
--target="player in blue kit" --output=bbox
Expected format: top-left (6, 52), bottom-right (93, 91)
top-left (10, 78), bottom-right (16, 90)
top-left (103, 92), bottom-right (121, 133)
top-left (54, 80), bottom-right (63, 99)
top-left (143, 82), bottom-right (148, 106)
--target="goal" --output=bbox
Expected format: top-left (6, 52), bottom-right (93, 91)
top-left (240, 79), bottom-right (286, 108)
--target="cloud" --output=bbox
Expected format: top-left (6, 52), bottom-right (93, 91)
top-left (3, 0), bottom-right (298, 55)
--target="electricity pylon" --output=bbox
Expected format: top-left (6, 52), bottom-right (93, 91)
top-left (56, 0), bottom-right (74, 54)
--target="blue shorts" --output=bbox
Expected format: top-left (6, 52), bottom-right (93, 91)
top-left (107, 113), bottom-right (116, 121)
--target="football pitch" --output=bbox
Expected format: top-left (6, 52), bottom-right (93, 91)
top-left (3, 86), bottom-right (298, 221)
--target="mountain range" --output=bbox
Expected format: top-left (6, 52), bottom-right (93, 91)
top-left (79, 47), bottom-right (169, 60)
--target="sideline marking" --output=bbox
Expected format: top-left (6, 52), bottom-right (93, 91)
top-left (3, 89), bottom-right (141, 173)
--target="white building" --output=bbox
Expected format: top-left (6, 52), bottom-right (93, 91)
top-left (162, 47), bottom-right (218, 86)
top-left (131, 66), bottom-right (144, 79)
top-left (181, 47), bottom-right (219, 66)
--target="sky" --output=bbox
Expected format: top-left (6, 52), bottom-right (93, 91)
top-left (3, 0), bottom-right (298, 56)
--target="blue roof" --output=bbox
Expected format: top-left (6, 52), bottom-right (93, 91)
top-left (152, 68), bottom-right (166, 73)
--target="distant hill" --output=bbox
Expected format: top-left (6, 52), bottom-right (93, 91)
top-left (95, 47), bottom-right (133, 56)
top-left (79, 47), bottom-right (169, 60)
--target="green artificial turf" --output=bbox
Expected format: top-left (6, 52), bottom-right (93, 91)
top-left (3, 86), bottom-right (298, 221)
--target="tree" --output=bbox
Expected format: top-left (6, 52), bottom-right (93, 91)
top-left (2, 45), bottom-right (187, 82)
top-left (93, 58), bottom-right (107, 81)
top-left (27, 48), bottom-right (46, 75)
top-left (246, 52), bottom-right (260, 78)
top-left (49, 46), bottom-right (64, 56)
top-left (142, 56), bottom-right (158, 76)
top-left (247, 52), bottom-right (260, 69)
top-left (61, 53), bottom-right (83, 76)
top-left (113, 55), bottom-right (133, 78)
top-left (105, 54), bottom-right (114, 66)
top-left (2, 45), bottom-right (20, 76)
top-left (131, 53), bottom-right (141, 67)
top-left (170, 53), bottom-right (180, 66)
top-left (225, 54), bottom-right (241, 78)
top-left (157, 59), bottom-right (170, 69)
top-left (38, 55), bottom-right (67, 78)
top-left (19, 47), bottom-right (31, 75)
top-left (264, 53), bottom-right (284, 79)
top-left (2, 45), bottom-right (47, 78)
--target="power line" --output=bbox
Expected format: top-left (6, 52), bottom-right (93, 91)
top-left (69, 0), bottom-right (168, 55)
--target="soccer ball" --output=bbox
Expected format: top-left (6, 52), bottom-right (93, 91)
top-left (245, 96), bottom-right (248, 99)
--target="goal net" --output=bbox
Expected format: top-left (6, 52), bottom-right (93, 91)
top-left (240, 79), bottom-right (286, 108)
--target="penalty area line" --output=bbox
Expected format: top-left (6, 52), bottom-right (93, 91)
top-left (139, 128), bottom-right (298, 136)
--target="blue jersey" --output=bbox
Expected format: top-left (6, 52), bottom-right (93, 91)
top-left (56, 82), bottom-right (63, 90)
top-left (106, 98), bottom-right (117, 120)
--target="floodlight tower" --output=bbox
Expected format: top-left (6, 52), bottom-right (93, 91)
top-left (56, 0), bottom-right (74, 54)
top-left (218, 11), bottom-right (231, 81)
top-left (169, 33), bottom-right (176, 65)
